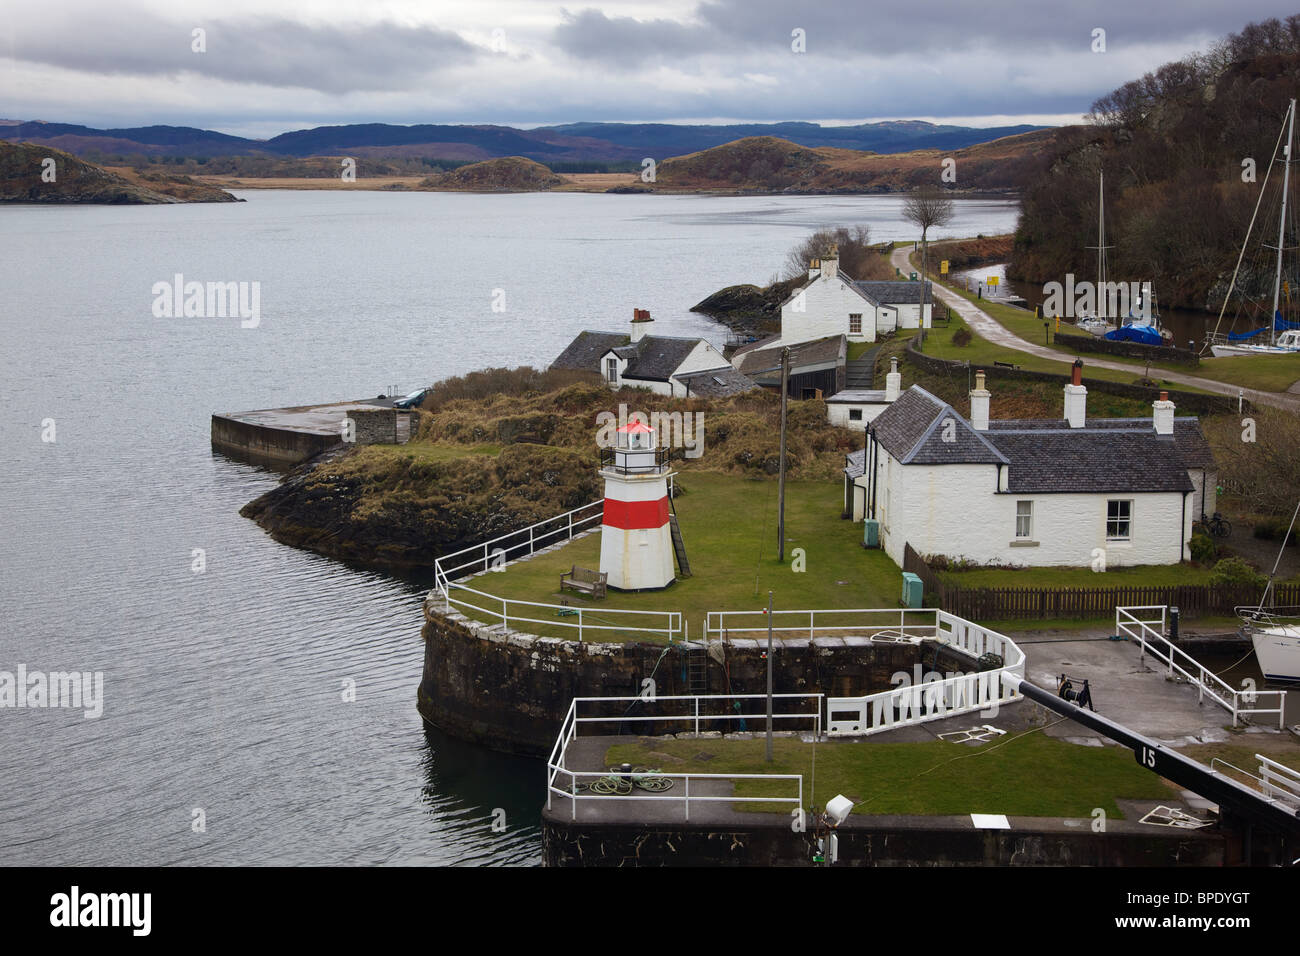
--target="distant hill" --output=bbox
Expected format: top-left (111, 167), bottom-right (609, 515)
top-left (0, 141), bottom-right (238, 203)
top-left (0, 118), bottom-right (1048, 165)
top-left (420, 156), bottom-right (565, 192)
top-left (652, 131), bottom-right (1054, 193)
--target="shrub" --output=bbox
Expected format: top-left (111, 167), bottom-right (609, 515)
top-left (952, 328), bottom-right (973, 347)
top-left (1208, 556), bottom-right (1266, 589)
top-left (1189, 532), bottom-right (1216, 564)
top-left (1253, 517), bottom-right (1299, 546)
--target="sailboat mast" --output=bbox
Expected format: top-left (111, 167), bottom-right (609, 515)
top-left (1098, 171), bottom-right (1106, 319)
top-left (1271, 98), bottom-right (1295, 347)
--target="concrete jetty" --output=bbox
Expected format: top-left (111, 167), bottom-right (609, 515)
top-left (212, 398), bottom-right (412, 469)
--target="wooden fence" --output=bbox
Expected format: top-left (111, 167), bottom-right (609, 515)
top-left (902, 543), bottom-right (1299, 621)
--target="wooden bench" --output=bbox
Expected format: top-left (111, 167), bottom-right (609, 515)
top-left (993, 360), bottom-right (1020, 370)
top-left (560, 565), bottom-right (607, 599)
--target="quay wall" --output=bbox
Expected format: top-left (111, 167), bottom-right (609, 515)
top-left (211, 413), bottom-right (340, 470)
top-left (540, 814), bottom-right (1225, 867)
top-left (417, 601), bottom-right (973, 757)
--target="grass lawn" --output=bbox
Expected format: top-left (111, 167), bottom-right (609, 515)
top-left (846, 341), bottom-right (875, 361)
top-left (604, 731), bottom-right (1173, 817)
top-left (938, 563), bottom-right (1219, 589)
top-left (450, 471), bottom-right (907, 642)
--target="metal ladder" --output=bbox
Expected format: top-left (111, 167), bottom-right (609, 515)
top-left (668, 509), bottom-right (691, 578)
top-left (683, 644), bottom-right (709, 695)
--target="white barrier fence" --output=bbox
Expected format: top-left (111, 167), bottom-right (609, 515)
top-left (433, 500), bottom-right (603, 592)
top-left (443, 582), bottom-right (681, 643)
top-left (1116, 605), bottom-right (1286, 728)
top-left (823, 610), bottom-right (1026, 737)
top-left (546, 693), bottom-right (820, 821)
top-left (705, 607), bottom-right (937, 641)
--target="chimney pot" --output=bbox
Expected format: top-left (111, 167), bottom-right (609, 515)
top-left (1071, 359), bottom-right (1083, 387)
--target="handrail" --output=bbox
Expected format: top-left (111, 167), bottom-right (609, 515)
top-left (706, 607), bottom-right (939, 641)
top-left (547, 692), bottom-right (822, 820)
top-left (823, 610), bottom-right (1025, 736)
top-left (433, 500), bottom-right (603, 591)
top-left (1116, 605), bottom-right (1286, 729)
top-left (445, 582), bottom-right (681, 643)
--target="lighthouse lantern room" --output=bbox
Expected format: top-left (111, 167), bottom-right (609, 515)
top-left (598, 421), bottom-right (676, 591)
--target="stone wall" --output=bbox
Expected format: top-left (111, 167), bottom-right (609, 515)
top-left (347, 406), bottom-right (398, 445)
top-left (540, 814), bottom-right (1224, 867)
top-left (1053, 331), bottom-right (1200, 366)
top-left (210, 414), bottom-right (340, 470)
top-left (418, 602), bottom-right (970, 756)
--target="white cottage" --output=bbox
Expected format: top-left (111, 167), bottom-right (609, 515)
top-left (843, 367), bottom-right (1216, 568)
top-left (768, 252), bottom-right (933, 348)
top-left (550, 309), bottom-right (747, 398)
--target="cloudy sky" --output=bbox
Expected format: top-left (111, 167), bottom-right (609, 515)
top-left (1, 1), bottom-right (1292, 137)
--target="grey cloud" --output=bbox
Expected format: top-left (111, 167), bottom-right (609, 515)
top-left (552, 8), bottom-right (725, 64)
top-left (10, 12), bottom-right (479, 93)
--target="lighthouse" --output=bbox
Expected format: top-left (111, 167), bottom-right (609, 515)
top-left (599, 421), bottom-right (676, 591)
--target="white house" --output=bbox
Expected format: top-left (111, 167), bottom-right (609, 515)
top-left (843, 366), bottom-right (1215, 568)
top-left (550, 309), bottom-right (748, 398)
top-left (766, 251), bottom-right (933, 348)
top-left (825, 356), bottom-right (902, 427)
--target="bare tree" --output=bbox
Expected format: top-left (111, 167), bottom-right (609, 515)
top-left (902, 186), bottom-right (955, 316)
top-left (782, 225), bottom-right (891, 281)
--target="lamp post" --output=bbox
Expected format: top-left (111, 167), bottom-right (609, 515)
top-left (1044, 321), bottom-right (1050, 345)
top-left (766, 590), bottom-right (774, 763)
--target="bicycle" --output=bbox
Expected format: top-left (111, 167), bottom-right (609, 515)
top-left (1201, 512), bottom-right (1231, 538)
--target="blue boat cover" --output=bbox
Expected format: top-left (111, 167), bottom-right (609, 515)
top-left (1226, 311), bottom-right (1300, 340)
top-left (1105, 324), bottom-right (1163, 345)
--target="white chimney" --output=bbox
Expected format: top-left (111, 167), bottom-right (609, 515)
top-left (630, 307), bottom-right (653, 343)
top-left (820, 247), bottom-right (839, 280)
top-left (1064, 359), bottom-right (1086, 429)
top-left (969, 368), bottom-right (990, 431)
top-left (885, 356), bottom-right (902, 402)
top-left (1153, 391), bottom-right (1175, 436)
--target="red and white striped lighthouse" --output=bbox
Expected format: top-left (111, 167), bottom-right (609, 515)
top-left (599, 421), bottom-right (675, 590)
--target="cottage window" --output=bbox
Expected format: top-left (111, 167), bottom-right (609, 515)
top-left (1106, 500), bottom-right (1132, 540)
top-left (849, 408), bottom-right (863, 422)
top-left (1015, 501), bottom-right (1032, 539)
top-left (605, 358), bottom-right (618, 384)
top-left (849, 314), bottom-right (862, 334)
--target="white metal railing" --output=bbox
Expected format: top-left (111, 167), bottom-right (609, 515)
top-left (1209, 753), bottom-right (1300, 811)
top-left (824, 610), bottom-right (1026, 736)
top-left (1117, 605), bottom-right (1287, 729)
top-left (444, 582), bottom-right (681, 642)
top-left (1257, 754), bottom-right (1300, 808)
top-left (705, 606), bottom-right (938, 641)
top-left (546, 693), bottom-right (820, 821)
top-left (433, 500), bottom-right (603, 592)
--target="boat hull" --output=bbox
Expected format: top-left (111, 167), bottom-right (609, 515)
top-left (1249, 624), bottom-right (1300, 682)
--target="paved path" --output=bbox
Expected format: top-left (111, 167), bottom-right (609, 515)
top-left (890, 246), bottom-right (1300, 413)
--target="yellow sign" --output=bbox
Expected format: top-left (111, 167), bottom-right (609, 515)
top-left (940, 260), bottom-right (949, 274)
top-left (987, 275), bottom-right (999, 287)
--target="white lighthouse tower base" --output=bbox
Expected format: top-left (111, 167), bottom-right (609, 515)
top-left (599, 421), bottom-right (676, 591)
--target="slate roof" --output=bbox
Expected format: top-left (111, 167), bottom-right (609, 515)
top-left (617, 335), bottom-right (708, 383)
top-left (867, 386), bottom-right (1007, 465)
top-left (674, 365), bottom-right (759, 397)
top-left (992, 429), bottom-right (1193, 493)
top-left (854, 280), bottom-right (933, 305)
top-left (845, 447), bottom-right (867, 479)
top-left (985, 417), bottom-right (1216, 470)
top-left (848, 386), bottom-right (1206, 493)
top-left (730, 332), bottom-right (781, 360)
top-left (827, 389), bottom-right (889, 404)
top-left (549, 331), bottom-right (630, 373)
top-left (735, 335), bottom-right (845, 378)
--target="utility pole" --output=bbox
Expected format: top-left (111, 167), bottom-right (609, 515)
top-left (778, 347), bottom-right (789, 562)
top-left (766, 589), bottom-right (774, 763)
